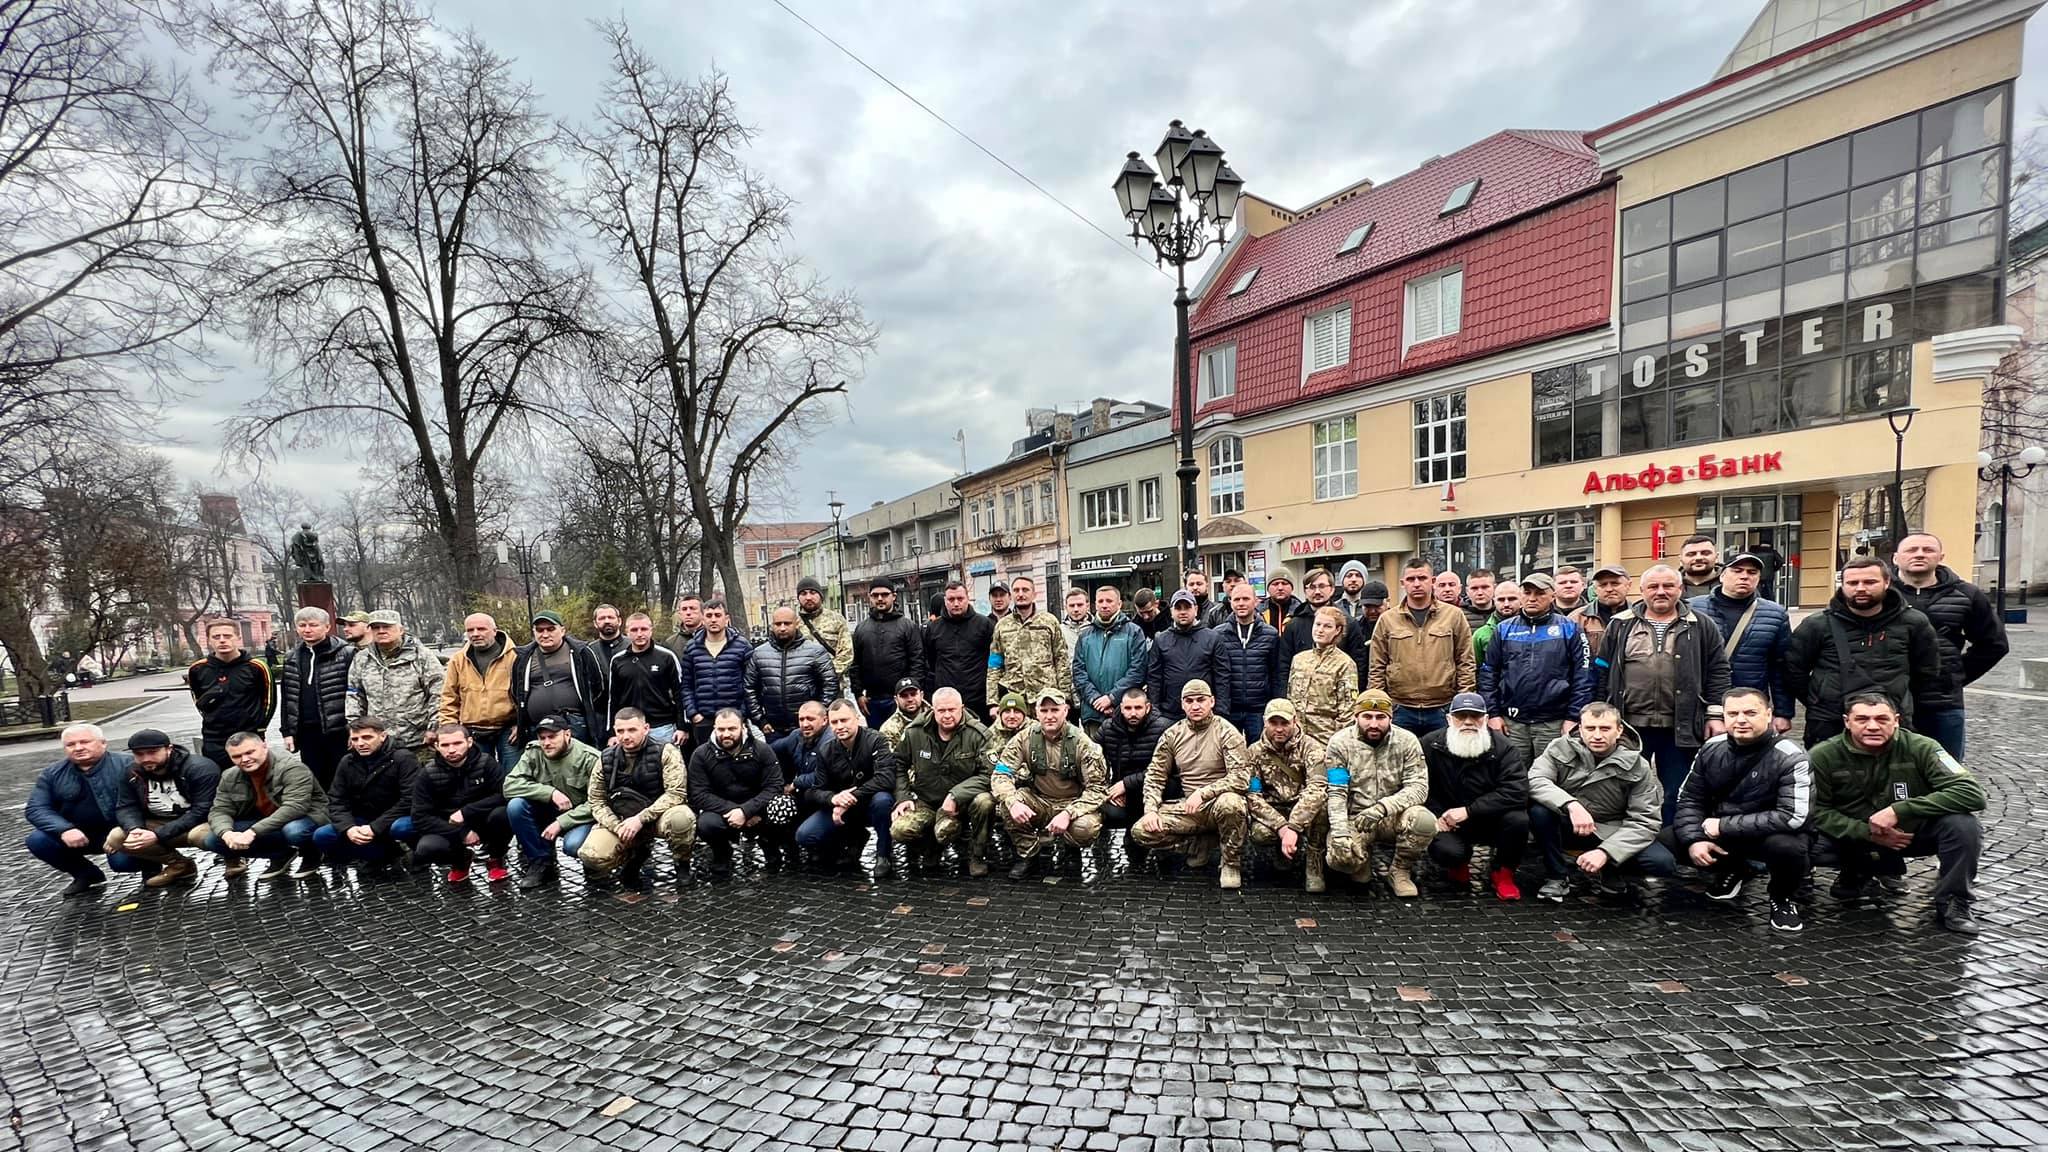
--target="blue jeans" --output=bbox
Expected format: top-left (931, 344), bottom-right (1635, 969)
top-left (1529, 803), bottom-right (1679, 879)
top-left (1636, 726), bottom-right (1697, 827)
top-left (203, 817), bottom-right (319, 861)
top-left (1394, 706), bottom-right (1447, 737)
top-left (480, 729), bottom-right (520, 776)
top-left (506, 797), bottom-right (593, 863)
top-left (795, 791), bottom-right (895, 860)
top-left (648, 724), bottom-right (678, 747)
top-left (25, 827), bottom-right (149, 881)
top-left (1917, 707), bottom-right (1966, 761)
top-left (1229, 712), bottom-right (1264, 742)
top-left (310, 816), bottom-right (416, 861)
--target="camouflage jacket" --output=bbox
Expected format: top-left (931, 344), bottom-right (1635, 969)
top-left (878, 704), bottom-right (928, 750)
top-left (1143, 716), bottom-right (1247, 814)
top-left (987, 610), bottom-right (1071, 707)
top-left (586, 741), bottom-right (688, 832)
top-left (990, 724), bottom-right (1107, 818)
top-left (799, 606), bottom-right (855, 680)
top-left (1242, 733), bottom-right (1329, 832)
top-left (953, 718), bottom-right (1028, 805)
top-left (345, 636), bottom-right (447, 749)
top-left (1323, 724), bottom-right (1428, 837)
top-left (1287, 645), bottom-right (1358, 745)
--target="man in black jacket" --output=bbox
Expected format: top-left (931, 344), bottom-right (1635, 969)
top-left (1096, 687), bottom-right (1174, 863)
top-left (613, 612), bottom-right (689, 745)
top-left (1278, 567), bottom-right (1370, 674)
top-left (188, 619), bottom-right (275, 767)
top-left (410, 724), bottom-right (511, 886)
top-left (1673, 687), bottom-right (1812, 932)
top-left (1786, 558), bottom-right (1942, 747)
top-left (853, 580), bottom-right (925, 730)
top-left (745, 607), bottom-right (839, 737)
top-left (1893, 533), bottom-right (2008, 759)
top-left (279, 607), bottom-right (354, 788)
top-left (511, 612), bottom-right (606, 745)
top-left (312, 717), bottom-right (421, 876)
top-left (1145, 591), bottom-right (1232, 723)
top-left (1421, 702), bottom-right (1529, 900)
top-left (795, 698), bottom-right (902, 878)
top-left (105, 729), bottom-right (219, 889)
top-left (687, 709), bottom-right (783, 879)
top-left (925, 581), bottom-right (994, 719)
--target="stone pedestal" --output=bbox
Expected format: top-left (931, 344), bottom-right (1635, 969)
top-left (297, 582), bottom-right (337, 620)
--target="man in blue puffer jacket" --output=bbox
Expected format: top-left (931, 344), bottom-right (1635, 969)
top-left (1070, 586), bottom-right (1148, 731)
top-left (1478, 573), bottom-right (1593, 765)
top-left (679, 599), bottom-right (753, 748)
top-left (1689, 552), bottom-right (1794, 734)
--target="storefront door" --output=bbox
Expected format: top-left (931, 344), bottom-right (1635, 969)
top-left (1698, 494), bottom-right (1802, 603)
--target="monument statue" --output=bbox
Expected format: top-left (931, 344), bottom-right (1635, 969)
top-left (289, 523), bottom-right (327, 583)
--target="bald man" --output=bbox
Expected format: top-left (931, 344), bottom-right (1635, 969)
top-left (440, 611), bottom-right (520, 773)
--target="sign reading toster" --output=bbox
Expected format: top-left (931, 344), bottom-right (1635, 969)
top-left (1594, 300), bottom-right (1903, 395)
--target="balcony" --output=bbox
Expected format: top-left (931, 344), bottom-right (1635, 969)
top-left (840, 545), bottom-right (964, 587)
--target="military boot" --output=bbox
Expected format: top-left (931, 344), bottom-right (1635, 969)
top-left (1304, 853), bottom-right (1326, 894)
top-left (1388, 849), bottom-right (1420, 898)
top-left (1218, 864), bottom-right (1242, 890)
top-left (1185, 836), bottom-right (1215, 869)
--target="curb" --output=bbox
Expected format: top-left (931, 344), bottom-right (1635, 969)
top-left (0, 698), bottom-right (163, 746)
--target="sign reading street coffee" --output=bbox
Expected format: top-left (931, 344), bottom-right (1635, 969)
top-left (1072, 549), bottom-right (1170, 573)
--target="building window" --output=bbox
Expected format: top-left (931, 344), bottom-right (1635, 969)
top-left (1003, 490), bottom-right (1016, 530)
top-left (881, 540), bottom-right (892, 563)
top-left (969, 500), bottom-right (985, 537)
top-left (932, 527), bottom-right (957, 551)
top-left (1041, 480), bottom-right (1055, 526)
top-left (1199, 343), bottom-right (1237, 401)
top-left (1022, 484), bottom-right (1037, 526)
top-left (1303, 305), bottom-right (1352, 377)
top-left (1139, 477), bottom-right (1162, 523)
top-left (1312, 415), bottom-right (1358, 501)
top-left (1206, 550), bottom-right (1248, 580)
top-left (1208, 436), bottom-right (1244, 516)
top-left (1420, 511), bottom-right (1597, 584)
top-left (1412, 392), bottom-right (1467, 486)
top-left (1405, 267), bottom-right (1463, 348)
top-left (1081, 485), bottom-right (1130, 531)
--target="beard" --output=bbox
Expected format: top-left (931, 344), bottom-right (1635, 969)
top-left (1444, 725), bottom-right (1491, 759)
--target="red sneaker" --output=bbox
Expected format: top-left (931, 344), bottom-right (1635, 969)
top-left (446, 867), bottom-right (470, 885)
top-left (1445, 865), bottom-right (1471, 887)
top-left (1490, 867), bottom-right (1522, 901)
top-left (485, 859), bottom-right (510, 884)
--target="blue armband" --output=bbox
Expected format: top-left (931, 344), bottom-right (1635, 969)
top-left (988, 652), bottom-right (1004, 669)
top-left (1247, 776), bottom-right (1263, 794)
top-left (1326, 766), bottom-right (1351, 787)
top-left (994, 762), bottom-right (1014, 775)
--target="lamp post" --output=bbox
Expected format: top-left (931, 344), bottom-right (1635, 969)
top-left (908, 540), bottom-right (923, 610)
top-left (1886, 406), bottom-right (1919, 549)
top-left (828, 495), bottom-right (847, 617)
top-left (1112, 121), bottom-right (1244, 576)
top-left (494, 531), bottom-right (552, 627)
top-left (758, 573), bottom-right (769, 631)
top-left (1978, 444), bottom-right (2046, 618)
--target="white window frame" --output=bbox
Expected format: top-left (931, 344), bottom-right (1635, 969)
top-left (1302, 304), bottom-right (1352, 378)
top-left (1412, 390), bottom-right (1469, 487)
top-left (1138, 477), bottom-right (1162, 523)
top-left (1404, 266), bottom-right (1464, 350)
top-left (1311, 415), bottom-right (1358, 501)
top-left (1080, 485), bottom-right (1130, 531)
top-left (1208, 436), bottom-right (1244, 516)
top-left (1199, 343), bottom-right (1237, 402)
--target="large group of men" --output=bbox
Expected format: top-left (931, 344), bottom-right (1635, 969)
top-left (23, 530), bottom-right (2007, 933)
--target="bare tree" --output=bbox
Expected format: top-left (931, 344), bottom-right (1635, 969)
top-left (565, 23), bottom-right (873, 625)
top-left (180, 0), bottom-right (592, 596)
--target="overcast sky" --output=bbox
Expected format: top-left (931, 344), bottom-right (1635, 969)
top-left (182, 0), bottom-right (2048, 522)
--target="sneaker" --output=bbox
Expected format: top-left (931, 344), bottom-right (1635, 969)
top-left (1705, 869), bottom-right (1745, 902)
top-left (1444, 864), bottom-right (1472, 888)
top-left (1217, 864), bottom-right (1242, 890)
top-left (484, 858), bottom-right (510, 884)
top-left (60, 875), bottom-right (106, 899)
top-left (871, 854), bottom-right (896, 881)
top-left (517, 861), bottom-right (556, 891)
top-left (1537, 876), bottom-right (1572, 903)
top-left (257, 857), bottom-right (294, 883)
top-left (1830, 872), bottom-right (1869, 902)
top-left (1936, 900), bottom-right (1980, 935)
top-left (1595, 871), bottom-right (1634, 901)
top-left (446, 866), bottom-right (470, 885)
top-left (1769, 899), bottom-right (1804, 933)
top-left (1489, 867), bottom-right (1522, 901)
top-left (145, 858), bottom-right (198, 889)
top-left (288, 851), bottom-right (323, 879)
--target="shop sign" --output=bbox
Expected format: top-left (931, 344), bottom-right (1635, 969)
top-left (1287, 535), bottom-right (1346, 557)
top-left (968, 560), bottom-right (997, 576)
top-left (1583, 452), bottom-right (1784, 496)
top-left (1071, 549), bottom-right (1171, 574)
top-left (1248, 549), bottom-right (1267, 578)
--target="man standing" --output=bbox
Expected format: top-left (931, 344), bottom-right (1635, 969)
top-left (794, 577), bottom-right (854, 682)
top-left (1786, 558), bottom-right (1942, 747)
top-left (1214, 582), bottom-right (1283, 739)
top-left (1130, 680), bottom-right (1249, 889)
top-left (1690, 553), bottom-right (1795, 734)
top-left (1130, 587), bottom-right (1167, 638)
top-left (796, 699), bottom-right (901, 878)
top-left (107, 729), bottom-right (219, 889)
top-left (678, 602), bottom-right (752, 748)
top-left (1678, 534), bottom-right (1722, 600)
top-left (1674, 688), bottom-right (1811, 932)
top-left (1893, 532), bottom-right (2008, 759)
top-left (1144, 590), bottom-right (1231, 724)
top-left (188, 619), bottom-right (275, 768)
top-left (1241, 699), bottom-right (1330, 893)
top-left (1336, 565), bottom-right (1387, 637)
top-left (1458, 569), bottom-right (1497, 633)
top-left (439, 612), bottom-right (520, 775)
top-left (1369, 558), bottom-right (1476, 737)
top-left (512, 611), bottom-right (606, 745)
top-left (661, 594), bottom-right (705, 663)
top-left (1323, 690), bottom-right (1435, 897)
top-left (25, 726), bottom-right (154, 897)
top-left (1570, 565), bottom-right (1633, 658)
top-left (1279, 567), bottom-right (1369, 673)
top-left (205, 732), bottom-right (329, 882)
top-left (1593, 564), bottom-right (1730, 824)
top-left (590, 604), bottom-right (630, 671)
top-left (1261, 569), bottom-right (1301, 630)
top-left (1479, 573), bottom-right (1593, 765)
top-left (1527, 703), bottom-right (1675, 901)
top-left (987, 575), bottom-right (1067, 719)
top-left (1071, 585), bottom-right (1147, 733)
top-left (614, 610), bottom-right (688, 746)
top-left (580, 708), bottom-right (695, 888)
top-left (1060, 587), bottom-right (1093, 657)
top-left (745, 607), bottom-right (838, 738)
top-left (888, 688), bottom-right (994, 874)
top-left (686, 708), bottom-right (783, 880)
top-left (1421, 699), bottom-right (1528, 900)
top-left (926, 581), bottom-right (995, 719)
top-left (1182, 568), bottom-right (1217, 626)
top-left (854, 580), bottom-right (926, 730)
top-left (877, 679), bottom-right (929, 749)
top-left (1551, 566), bottom-right (1588, 617)
top-left (1097, 686), bottom-right (1172, 866)
top-left (313, 717), bottom-right (420, 877)
top-left (1810, 692), bottom-right (1986, 933)
top-left (502, 714), bottom-right (600, 889)
top-left (409, 724), bottom-right (511, 886)
top-left (339, 611), bottom-right (371, 649)
top-left (345, 610), bottom-right (445, 753)
top-left (986, 581), bottom-right (1013, 619)
top-left (994, 690), bottom-right (1110, 881)
top-left (279, 607), bottom-right (353, 789)
top-left (1470, 583), bottom-right (1522, 667)
top-left (1434, 570), bottom-right (1465, 610)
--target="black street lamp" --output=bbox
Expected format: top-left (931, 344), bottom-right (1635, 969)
top-left (494, 531), bottom-right (552, 627)
top-left (828, 495), bottom-right (847, 616)
top-left (1113, 121), bottom-right (1244, 576)
top-left (1978, 444), bottom-right (2046, 619)
top-left (1886, 405), bottom-right (1919, 548)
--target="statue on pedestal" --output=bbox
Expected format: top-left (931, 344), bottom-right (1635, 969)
top-left (289, 523), bottom-right (327, 584)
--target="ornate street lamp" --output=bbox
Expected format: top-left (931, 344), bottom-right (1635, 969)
top-left (1112, 120), bottom-right (1245, 575)
top-left (494, 531), bottom-right (552, 626)
top-left (1886, 405), bottom-right (1919, 549)
top-left (828, 494), bottom-right (847, 616)
top-left (1978, 444), bottom-right (2046, 618)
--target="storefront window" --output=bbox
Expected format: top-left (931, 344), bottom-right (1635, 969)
top-left (1420, 510), bottom-right (1597, 584)
top-left (1541, 86), bottom-right (2008, 466)
top-left (1697, 493), bottom-right (1804, 602)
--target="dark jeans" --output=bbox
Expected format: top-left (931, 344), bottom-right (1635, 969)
top-left (1099, 771), bottom-right (1173, 831)
top-left (1394, 706), bottom-right (1447, 738)
top-left (1427, 808), bottom-right (1529, 873)
top-left (1636, 726), bottom-right (1698, 827)
top-left (1802, 714), bottom-right (1844, 748)
top-left (1814, 812), bottom-right (1981, 906)
top-left (413, 805), bottom-right (513, 868)
top-left (470, 728), bottom-right (520, 781)
top-left (203, 817), bottom-right (320, 861)
top-left (505, 798), bottom-right (591, 862)
top-left (1704, 830), bottom-right (1810, 902)
top-left (1917, 707), bottom-right (1966, 761)
top-left (863, 699), bottom-right (897, 732)
top-left (310, 816), bottom-right (416, 862)
top-left (1228, 712), bottom-right (1264, 742)
top-left (695, 809), bottom-right (770, 847)
top-left (294, 727), bottom-right (348, 790)
top-left (25, 825), bottom-right (152, 881)
top-left (1529, 803), bottom-right (1678, 879)
top-left (796, 791), bottom-right (895, 860)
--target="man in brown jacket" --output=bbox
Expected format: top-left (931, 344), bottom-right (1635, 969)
top-left (1131, 679), bottom-right (1251, 889)
top-left (1369, 557), bottom-right (1475, 738)
top-left (440, 613), bottom-right (520, 775)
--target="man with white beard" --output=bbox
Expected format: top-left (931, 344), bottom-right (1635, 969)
top-left (1420, 695), bottom-right (1529, 900)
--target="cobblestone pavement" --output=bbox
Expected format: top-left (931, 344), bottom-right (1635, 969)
top-left (2, 653), bottom-right (2046, 1150)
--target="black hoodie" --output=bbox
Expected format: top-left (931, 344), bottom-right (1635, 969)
top-left (852, 605), bottom-right (925, 699)
top-left (1786, 586), bottom-right (1943, 727)
top-left (186, 650), bottom-right (275, 744)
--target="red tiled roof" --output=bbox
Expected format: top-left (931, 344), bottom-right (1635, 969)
top-left (739, 521), bottom-right (832, 544)
top-left (1193, 129), bottom-right (1602, 335)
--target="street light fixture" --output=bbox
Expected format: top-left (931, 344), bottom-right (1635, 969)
top-left (828, 494), bottom-right (847, 617)
top-left (1111, 120), bottom-right (1245, 575)
top-left (1978, 443), bottom-right (2047, 619)
top-left (1886, 405), bottom-right (1919, 549)
top-left (494, 531), bottom-right (552, 626)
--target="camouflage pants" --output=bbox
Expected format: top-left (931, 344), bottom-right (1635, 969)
top-left (1131, 793), bottom-right (1249, 866)
top-left (1327, 805), bottom-right (1435, 876)
top-left (891, 796), bottom-right (993, 854)
top-left (1248, 807), bottom-right (1329, 863)
top-left (1001, 792), bottom-right (1102, 859)
top-left (578, 806), bottom-right (696, 875)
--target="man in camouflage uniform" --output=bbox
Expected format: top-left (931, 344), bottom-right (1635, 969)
top-left (1324, 688), bottom-right (1435, 897)
top-left (987, 575), bottom-right (1071, 717)
top-left (345, 610), bottom-right (446, 752)
top-left (1242, 698), bottom-right (1331, 893)
top-left (796, 576), bottom-right (855, 682)
top-left (877, 679), bottom-right (928, 749)
top-left (991, 689), bottom-right (1108, 880)
top-left (939, 692), bottom-right (1027, 876)
top-left (1131, 678), bottom-right (1251, 889)
top-left (889, 688), bottom-right (995, 874)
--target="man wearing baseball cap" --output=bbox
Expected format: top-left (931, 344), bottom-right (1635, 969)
top-left (511, 610), bottom-right (606, 745)
top-left (1324, 689), bottom-right (1435, 897)
top-left (344, 609), bottom-right (445, 752)
top-left (1569, 566), bottom-right (1633, 658)
top-left (1478, 572), bottom-right (1593, 766)
top-left (1421, 694), bottom-right (1529, 900)
top-left (1143, 590), bottom-right (1230, 725)
top-left (1690, 552), bottom-right (1795, 737)
top-left (1240, 698), bottom-right (1331, 893)
top-left (990, 689), bottom-right (1109, 880)
top-left (339, 611), bottom-right (371, 649)
top-left (876, 678), bottom-right (928, 750)
top-left (1131, 679), bottom-right (1251, 889)
top-left (105, 729), bottom-right (220, 889)
top-left (501, 714), bottom-right (601, 889)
